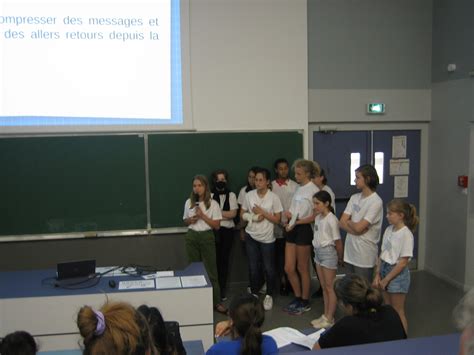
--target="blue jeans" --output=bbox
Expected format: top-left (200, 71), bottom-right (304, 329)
top-left (245, 234), bottom-right (276, 296)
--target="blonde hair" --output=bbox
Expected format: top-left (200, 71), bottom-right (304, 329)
top-left (387, 199), bottom-right (419, 232)
top-left (190, 175), bottom-right (212, 209)
top-left (77, 301), bottom-right (156, 355)
top-left (454, 289), bottom-right (474, 355)
top-left (292, 159), bottom-right (321, 179)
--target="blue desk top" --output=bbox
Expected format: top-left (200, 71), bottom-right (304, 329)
top-left (280, 333), bottom-right (460, 354)
top-left (0, 262), bottom-right (209, 299)
top-left (38, 339), bottom-right (205, 355)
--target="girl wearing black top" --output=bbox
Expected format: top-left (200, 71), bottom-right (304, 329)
top-left (313, 274), bottom-right (406, 350)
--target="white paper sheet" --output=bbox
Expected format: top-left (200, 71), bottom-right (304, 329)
top-left (155, 277), bottom-right (182, 289)
top-left (291, 329), bottom-right (326, 349)
top-left (394, 176), bottom-right (409, 198)
top-left (263, 327), bottom-right (327, 349)
top-left (180, 275), bottom-right (207, 288)
top-left (118, 279), bottom-right (155, 290)
top-left (392, 136), bottom-right (407, 158)
top-left (390, 159), bottom-right (410, 176)
top-left (142, 271), bottom-right (175, 279)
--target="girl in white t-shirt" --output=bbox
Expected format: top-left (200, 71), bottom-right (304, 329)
top-left (241, 168), bottom-right (283, 311)
top-left (310, 190), bottom-right (343, 329)
top-left (312, 168), bottom-right (336, 214)
top-left (183, 175), bottom-right (226, 313)
top-left (283, 159), bottom-right (320, 315)
top-left (373, 199), bottom-right (418, 335)
top-left (339, 164), bottom-right (383, 282)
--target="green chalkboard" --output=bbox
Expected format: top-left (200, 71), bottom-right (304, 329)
top-left (0, 135), bottom-right (147, 236)
top-left (148, 132), bottom-right (303, 228)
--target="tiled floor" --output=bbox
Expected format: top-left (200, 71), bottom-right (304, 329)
top-left (214, 270), bottom-right (465, 338)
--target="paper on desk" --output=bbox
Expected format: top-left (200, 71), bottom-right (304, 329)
top-left (155, 277), bottom-right (182, 289)
top-left (263, 327), bottom-right (326, 349)
top-left (263, 327), bottom-right (305, 348)
top-left (142, 271), bottom-right (175, 279)
top-left (118, 279), bottom-right (155, 290)
top-left (291, 328), bottom-right (326, 349)
top-left (180, 275), bottom-right (207, 288)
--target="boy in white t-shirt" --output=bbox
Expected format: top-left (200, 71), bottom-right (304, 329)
top-left (339, 165), bottom-right (383, 282)
top-left (241, 168), bottom-right (283, 311)
top-left (271, 158), bottom-right (298, 296)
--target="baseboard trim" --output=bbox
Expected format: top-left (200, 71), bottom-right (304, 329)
top-left (424, 266), bottom-right (466, 291)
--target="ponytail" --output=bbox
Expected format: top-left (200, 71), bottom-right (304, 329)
top-left (334, 274), bottom-right (383, 315)
top-left (241, 324), bottom-right (262, 355)
top-left (228, 294), bottom-right (264, 355)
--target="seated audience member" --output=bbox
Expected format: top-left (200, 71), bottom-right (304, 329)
top-left (0, 331), bottom-right (37, 355)
top-left (454, 288), bottom-right (474, 355)
top-left (313, 274), bottom-right (406, 350)
top-left (77, 301), bottom-right (157, 355)
top-left (208, 294), bottom-right (278, 355)
top-left (137, 304), bottom-right (186, 355)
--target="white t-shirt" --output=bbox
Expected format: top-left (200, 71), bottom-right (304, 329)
top-left (289, 181), bottom-right (319, 220)
top-left (211, 192), bottom-right (238, 228)
top-left (313, 212), bottom-right (341, 249)
top-left (321, 185), bottom-right (336, 214)
top-left (182, 199), bottom-right (222, 232)
top-left (343, 192), bottom-right (383, 268)
top-left (380, 225), bottom-right (414, 265)
top-left (271, 179), bottom-right (298, 221)
top-left (242, 189), bottom-right (283, 243)
top-left (237, 186), bottom-right (252, 206)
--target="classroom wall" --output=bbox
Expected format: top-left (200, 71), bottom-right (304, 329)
top-left (307, 0), bottom-right (432, 123)
top-left (425, 0), bottom-right (474, 289)
top-left (0, 0), bottom-right (308, 278)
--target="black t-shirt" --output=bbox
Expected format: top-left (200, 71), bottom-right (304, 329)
top-left (318, 305), bottom-right (407, 349)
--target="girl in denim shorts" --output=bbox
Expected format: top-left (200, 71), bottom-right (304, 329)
top-left (373, 199), bottom-right (419, 335)
top-left (310, 191), bottom-right (343, 329)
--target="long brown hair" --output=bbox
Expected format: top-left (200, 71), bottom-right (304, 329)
top-left (189, 175), bottom-right (212, 209)
top-left (387, 199), bottom-right (419, 232)
top-left (229, 294), bottom-right (265, 355)
top-left (77, 301), bottom-right (156, 355)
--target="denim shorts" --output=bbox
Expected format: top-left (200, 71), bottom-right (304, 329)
top-left (380, 260), bottom-right (410, 294)
top-left (313, 245), bottom-right (338, 270)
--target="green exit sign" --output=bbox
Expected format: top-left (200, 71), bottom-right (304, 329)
top-left (367, 103), bottom-right (385, 114)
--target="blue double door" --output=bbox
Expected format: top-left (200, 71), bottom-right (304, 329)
top-left (313, 130), bottom-right (421, 264)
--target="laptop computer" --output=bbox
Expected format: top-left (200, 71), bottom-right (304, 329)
top-left (57, 259), bottom-right (96, 281)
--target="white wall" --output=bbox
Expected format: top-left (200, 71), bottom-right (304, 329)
top-left (189, 0), bottom-right (308, 134)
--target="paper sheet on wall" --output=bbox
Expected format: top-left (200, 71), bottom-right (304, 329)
top-left (390, 159), bottom-right (410, 175)
top-left (392, 136), bottom-right (407, 158)
top-left (394, 176), bottom-right (409, 198)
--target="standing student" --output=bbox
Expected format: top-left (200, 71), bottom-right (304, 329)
top-left (310, 191), bottom-right (343, 329)
top-left (312, 168), bottom-right (336, 213)
top-left (271, 158), bottom-right (298, 296)
top-left (241, 168), bottom-right (283, 311)
top-left (312, 274), bottom-right (406, 350)
top-left (283, 159), bottom-right (320, 315)
top-left (208, 294), bottom-right (278, 355)
top-left (372, 199), bottom-right (418, 334)
top-left (211, 169), bottom-right (239, 301)
top-left (339, 164), bottom-right (383, 282)
top-left (183, 175), bottom-right (226, 313)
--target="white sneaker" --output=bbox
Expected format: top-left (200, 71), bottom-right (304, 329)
top-left (311, 314), bottom-right (334, 329)
top-left (263, 295), bottom-right (273, 311)
top-left (310, 314), bottom-right (327, 328)
top-left (259, 283), bottom-right (267, 294)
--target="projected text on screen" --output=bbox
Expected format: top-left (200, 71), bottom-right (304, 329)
top-left (0, 0), bottom-right (184, 128)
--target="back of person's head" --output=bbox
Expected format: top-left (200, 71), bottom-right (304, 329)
top-left (387, 199), bottom-right (419, 232)
top-left (229, 294), bottom-right (265, 355)
top-left (137, 305), bottom-right (176, 355)
top-left (292, 159), bottom-right (321, 179)
top-left (334, 274), bottom-right (383, 315)
top-left (77, 301), bottom-right (155, 355)
top-left (0, 331), bottom-right (37, 355)
top-left (319, 168), bottom-right (328, 185)
top-left (454, 289), bottom-right (474, 355)
top-left (355, 164), bottom-right (379, 191)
